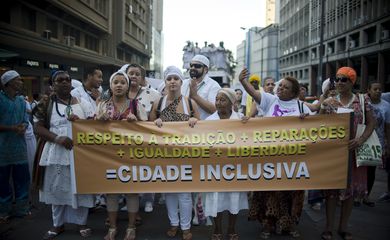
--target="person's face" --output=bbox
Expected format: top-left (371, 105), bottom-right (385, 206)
top-left (89, 70), bottom-right (103, 88)
top-left (335, 74), bottom-right (353, 93)
top-left (368, 83), bottom-right (382, 101)
top-left (189, 61), bottom-right (206, 79)
top-left (235, 89), bottom-right (242, 101)
top-left (127, 67), bottom-right (142, 87)
top-left (215, 92), bottom-right (232, 113)
top-left (165, 75), bottom-right (182, 92)
top-left (110, 75), bottom-right (128, 97)
top-left (7, 76), bottom-right (24, 92)
top-left (53, 73), bottom-right (71, 95)
top-left (276, 79), bottom-right (295, 101)
top-left (299, 86), bottom-right (307, 100)
top-left (263, 79), bottom-right (275, 93)
top-left (250, 80), bottom-right (259, 90)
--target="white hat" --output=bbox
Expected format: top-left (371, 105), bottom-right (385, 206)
top-left (322, 78), bottom-right (330, 94)
top-left (109, 70), bottom-right (129, 85)
top-left (164, 66), bottom-right (184, 81)
top-left (1, 70), bottom-right (20, 85)
top-left (218, 88), bottom-right (236, 105)
top-left (191, 54), bottom-right (209, 68)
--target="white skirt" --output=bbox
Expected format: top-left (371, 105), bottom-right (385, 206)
top-left (204, 191), bottom-right (248, 217)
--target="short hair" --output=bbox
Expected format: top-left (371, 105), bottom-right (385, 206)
top-left (126, 63), bottom-right (146, 79)
top-left (262, 77), bottom-right (275, 86)
top-left (284, 76), bottom-right (300, 98)
top-left (367, 81), bottom-right (381, 90)
top-left (83, 67), bottom-right (100, 80)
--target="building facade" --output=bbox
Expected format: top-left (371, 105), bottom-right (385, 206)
top-left (279, 0), bottom-right (390, 94)
top-left (0, 0), bottom-right (154, 98)
top-left (234, 24), bottom-right (280, 85)
top-left (149, 0), bottom-right (163, 79)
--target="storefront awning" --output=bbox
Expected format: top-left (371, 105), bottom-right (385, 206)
top-left (0, 48), bottom-right (19, 59)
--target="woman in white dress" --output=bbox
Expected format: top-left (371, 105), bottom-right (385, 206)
top-left (34, 70), bottom-right (94, 239)
top-left (203, 88), bottom-right (248, 240)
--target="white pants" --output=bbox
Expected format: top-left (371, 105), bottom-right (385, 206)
top-left (52, 205), bottom-right (89, 227)
top-left (165, 193), bottom-right (192, 230)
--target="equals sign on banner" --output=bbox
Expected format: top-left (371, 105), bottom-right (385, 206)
top-left (106, 169), bottom-right (117, 180)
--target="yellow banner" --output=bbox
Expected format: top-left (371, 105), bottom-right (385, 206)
top-left (71, 113), bottom-right (351, 194)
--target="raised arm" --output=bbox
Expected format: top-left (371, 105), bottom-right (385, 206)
top-left (238, 68), bottom-right (261, 103)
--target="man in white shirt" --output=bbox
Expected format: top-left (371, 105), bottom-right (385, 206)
top-left (71, 67), bottom-right (103, 114)
top-left (181, 54), bottom-right (221, 120)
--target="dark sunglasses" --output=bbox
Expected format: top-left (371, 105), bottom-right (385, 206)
top-left (190, 63), bottom-right (204, 69)
top-left (335, 77), bottom-right (349, 83)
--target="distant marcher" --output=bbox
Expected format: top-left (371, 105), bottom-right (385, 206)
top-left (0, 70), bottom-right (30, 223)
top-left (263, 77), bottom-right (275, 94)
top-left (71, 67), bottom-right (103, 114)
top-left (366, 82), bottom-right (390, 204)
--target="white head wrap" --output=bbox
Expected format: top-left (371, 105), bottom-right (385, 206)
top-left (322, 78), bottom-right (330, 94)
top-left (218, 88), bottom-right (236, 105)
top-left (191, 54), bottom-right (210, 68)
top-left (164, 66), bottom-right (184, 81)
top-left (1, 70), bottom-right (20, 85)
top-left (109, 70), bottom-right (129, 85)
top-left (119, 64), bottom-right (129, 73)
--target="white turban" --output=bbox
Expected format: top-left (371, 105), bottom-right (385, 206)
top-left (119, 64), bottom-right (129, 73)
top-left (191, 54), bottom-right (210, 68)
top-left (322, 78), bottom-right (330, 94)
top-left (1, 70), bottom-right (20, 85)
top-left (218, 88), bottom-right (236, 105)
top-left (109, 70), bottom-right (129, 85)
top-left (164, 66), bottom-right (184, 81)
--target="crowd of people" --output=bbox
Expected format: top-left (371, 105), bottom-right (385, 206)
top-left (1, 54), bottom-right (389, 240)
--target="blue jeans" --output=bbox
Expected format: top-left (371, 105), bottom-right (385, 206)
top-left (0, 163), bottom-right (30, 217)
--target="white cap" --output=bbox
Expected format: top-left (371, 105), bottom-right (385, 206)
top-left (1, 70), bottom-right (20, 85)
top-left (218, 88), bottom-right (236, 105)
top-left (191, 54), bottom-right (209, 68)
top-left (322, 78), bottom-right (330, 94)
top-left (164, 66), bottom-right (184, 81)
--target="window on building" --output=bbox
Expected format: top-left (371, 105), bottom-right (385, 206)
top-left (21, 6), bottom-right (36, 32)
top-left (46, 18), bottom-right (58, 39)
top-left (85, 34), bottom-right (99, 52)
top-left (63, 25), bottom-right (81, 46)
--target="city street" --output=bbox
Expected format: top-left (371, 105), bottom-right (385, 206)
top-left (1, 169), bottom-right (389, 240)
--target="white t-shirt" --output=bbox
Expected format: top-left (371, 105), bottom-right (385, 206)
top-left (371, 100), bottom-right (390, 148)
top-left (71, 85), bottom-right (98, 113)
top-left (257, 92), bottom-right (312, 117)
top-left (181, 75), bottom-right (221, 120)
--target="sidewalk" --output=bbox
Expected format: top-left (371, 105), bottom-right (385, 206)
top-left (1, 169), bottom-right (389, 240)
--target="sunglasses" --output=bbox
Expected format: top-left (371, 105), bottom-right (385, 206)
top-left (190, 63), bottom-right (204, 69)
top-left (335, 77), bottom-right (349, 83)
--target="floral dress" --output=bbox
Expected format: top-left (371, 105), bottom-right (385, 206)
top-left (323, 93), bottom-right (370, 200)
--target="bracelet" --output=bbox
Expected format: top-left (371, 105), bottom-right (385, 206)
top-left (54, 135), bottom-right (61, 143)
